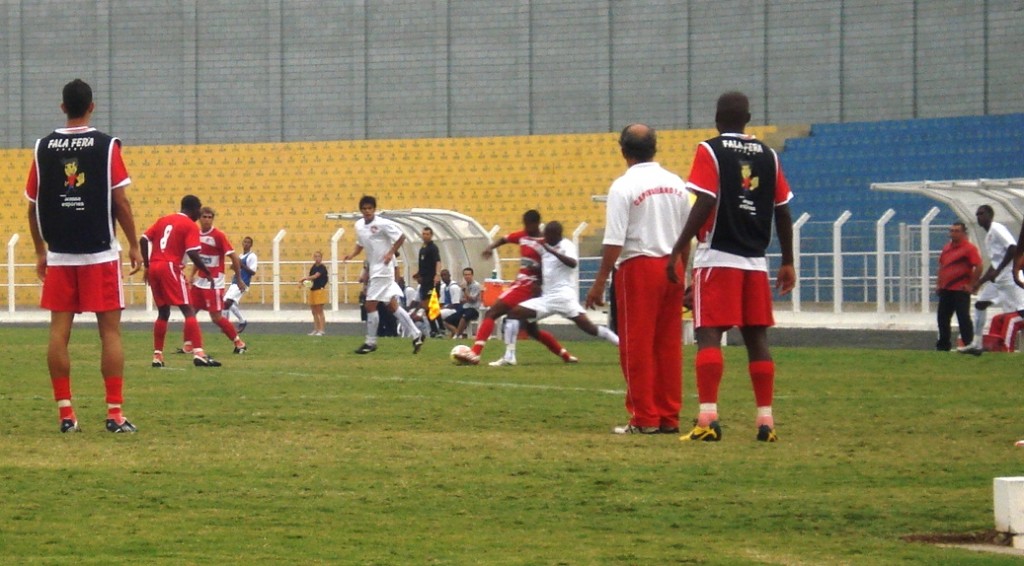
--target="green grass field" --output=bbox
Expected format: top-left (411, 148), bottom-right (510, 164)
top-left (1, 325), bottom-right (1022, 565)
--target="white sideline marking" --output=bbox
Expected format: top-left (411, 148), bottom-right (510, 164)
top-left (371, 375), bottom-right (624, 396)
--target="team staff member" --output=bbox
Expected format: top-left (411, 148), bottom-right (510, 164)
top-left (668, 91), bottom-right (796, 443)
top-left (25, 78), bottom-right (143, 433)
top-left (585, 124), bottom-right (690, 435)
top-left (141, 195), bottom-right (221, 368)
top-left (934, 222), bottom-right (981, 352)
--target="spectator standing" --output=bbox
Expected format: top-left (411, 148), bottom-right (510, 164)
top-left (667, 92), bottom-right (795, 443)
top-left (300, 251), bottom-right (329, 336)
top-left (935, 222), bottom-right (982, 351)
top-left (25, 78), bottom-right (143, 433)
top-left (585, 124), bottom-right (690, 435)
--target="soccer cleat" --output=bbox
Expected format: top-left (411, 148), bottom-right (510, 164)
top-left (613, 424), bottom-right (660, 435)
top-left (658, 425), bottom-right (680, 434)
top-left (193, 355), bottom-right (222, 367)
top-left (307, 330), bottom-right (320, 336)
top-left (60, 419), bottom-right (81, 433)
top-left (412, 334), bottom-right (425, 354)
top-left (233, 344), bottom-right (247, 354)
top-left (488, 358), bottom-right (517, 367)
top-left (563, 353), bottom-right (579, 364)
top-left (680, 421), bottom-right (722, 442)
top-left (355, 343), bottom-right (378, 355)
top-left (106, 418), bottom-right (137, 433)
top-left (152, 353), bottom-right (165, 368)
top-left (956, 345), bottom-right (983, 356)
top-left (454, 350), bottom-right (480, 365)
top-left (236, 321), bottom-right (247, 334)
top-left (756, 425), bottom-right (778, 442)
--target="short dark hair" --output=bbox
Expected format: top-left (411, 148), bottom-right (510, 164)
top-left (181, 195), bottom-right (202, 213)
top-left (619, 124), bottom-right (657, 162)
top-left (359, 195), bottom-right (377, 209)
top-left (715, 91), bottom-right (751, 131)
top-left (952, 222), bottom-right (967, 231)
top-left (977, 204), bottom-right (994, 216)
top-left (62, 79), bottom-right (93, 119)
top-left (523, 210), bottom-right (541, 225)
top-left (463, 267), bottom-right (474, 275)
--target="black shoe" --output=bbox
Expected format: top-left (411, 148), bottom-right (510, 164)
top-left (193, 355), bottom-right (222, 367)
top-left (233, 344), bottom-right (247, 354)
top-left (60, 419), bottom-right (81, 433)
top-left (658, 425), bottom-right (681, 434)
top-left (106, 418), bottom-right (137, 433)
top-left (355, 343), bottom-right (378, 355)
top-left (756, 425), bottom-right (778, 442)
top-left (412, 334), bottom-right (425, 354)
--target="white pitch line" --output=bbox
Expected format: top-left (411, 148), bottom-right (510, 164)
top-left (370, 375), bottom-right (624, 396)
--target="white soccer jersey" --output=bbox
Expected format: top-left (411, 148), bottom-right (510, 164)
top-left (603, 162), bottom-right (689, 266)
top-left (985, 222), bottom-right (1016, 281)
top-left (541, 238), bottom-right (578, 298)
top-left (356, 215), bottom-right (404, 279)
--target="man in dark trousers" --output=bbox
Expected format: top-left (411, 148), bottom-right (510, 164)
top-left (935, 222), bottom-right (981, 351)
top-left (416, 226), bottom-right (443, 336)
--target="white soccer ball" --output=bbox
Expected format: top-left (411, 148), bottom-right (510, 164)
top-left (450, 344), bottom-right (472, 365)
top-left (303, 279), bottom-right (313, 289)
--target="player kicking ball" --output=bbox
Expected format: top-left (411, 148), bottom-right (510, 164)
top-left (501, 221), bottom-right (619, 355)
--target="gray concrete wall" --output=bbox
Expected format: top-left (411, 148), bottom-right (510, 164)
top-left (2, 0), bottom-right (1020, 148)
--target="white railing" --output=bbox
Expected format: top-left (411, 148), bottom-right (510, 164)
top-left (0, 212), bottom-right (955, 315)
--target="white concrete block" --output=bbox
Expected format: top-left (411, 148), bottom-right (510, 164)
top-left (993, 477), bottom-right (1024, 539)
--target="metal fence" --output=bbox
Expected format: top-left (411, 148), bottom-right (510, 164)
top-left (3, 210), bottom-right (953, 314)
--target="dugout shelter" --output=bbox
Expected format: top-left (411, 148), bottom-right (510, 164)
top-left (871, 178), bottom-right (1024, 251)
top-left (325, 208), bottom-right (495, 282)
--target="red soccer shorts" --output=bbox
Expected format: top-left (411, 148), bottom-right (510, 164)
top-left (147, 261), bottom-right (190, 307)
top-left (189, 285), bottom-right (224, 312)
top-left (41, 260), bottom-right (124, 313)
top-left (497, 279), bottom-right (537, 308)
top-left (692, 266), bottom-right (775, 329)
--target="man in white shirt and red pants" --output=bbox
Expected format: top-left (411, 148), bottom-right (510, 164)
top-left (586, 124), bottom-right (691, 435)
